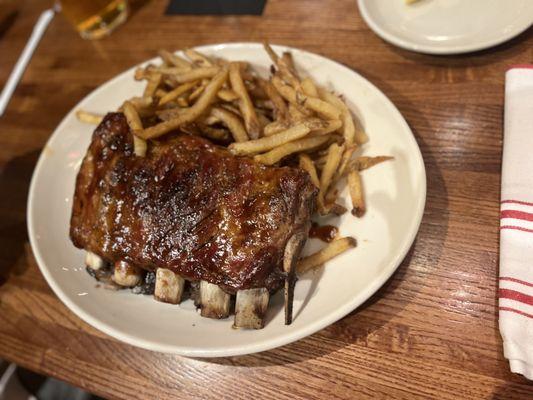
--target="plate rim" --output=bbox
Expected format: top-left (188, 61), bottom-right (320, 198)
top-left (357, 0), bottom-right (533, 55)
top-left (27, 42), bottom-right (427, 357)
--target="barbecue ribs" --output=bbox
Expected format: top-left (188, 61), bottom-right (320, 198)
top-left (70, 113), bottom-right (317, 327)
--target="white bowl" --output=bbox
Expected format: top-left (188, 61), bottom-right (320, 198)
top-left (27, 43), bottom-right (426, 357)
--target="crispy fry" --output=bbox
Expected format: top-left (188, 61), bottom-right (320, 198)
top-left (298, 154), bottom-right (320, 188)
top-left (254, 136), bottom-right (329, 165)
top-left (143, 73), bottom-right (162, 100)
top-left (348, 169), bottom-right (365, 217)
top-left (188, 80), bottom-right (209, 102)
top-left (138, 68), bottom-right (229, 140)
top-left (158, 49), bottom-right (191, 68)
top-left (123, 101), bottom-right (147, 157)
top-left (176, 97), bottom-right (189, 107)
top-left (309, 119), bottom-right (342, 136)
top-left (158, 81), bottom-right (198, 105)
top-left (210, 107), bottom-right (249, 142)
top-left (170, 67), bottom-right (220, 84)
top-left (263, 43), bottom-right (301, 89)
top-left (301, 77), bottom-right (319, 98)
top-left (272, 76), bottom-right (341, 120)
top-left (228, 119), bottom-right (323, 156)
top-left (259, 79), bottom-right (288, 120)
top-left (342, 156), bottom-right (394, 176)
top-left (264, 120), bottom-right (291, 136)
top-left (319, 88), bottom-right (368, 145)
top-left (298, 237), bottom-right (357, 274)
top-left (229, 62), bottom-right (261, 139)
top-left (184, 48), bottom-right (213, 67)
top-left (217, 89), bottom-right (239, 102)
top-left (281, 51), bottom-right (298, 77)
top-left (76, 110), bottom-right (103, 125)
top-left (154, 66), bottom-right (193, 75)
top-left (319, 143), bottom-right (344, 200)
top-left (288, 103), bottom-right (311, 122)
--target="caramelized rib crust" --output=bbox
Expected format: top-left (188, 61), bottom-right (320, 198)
top-left (70, 113), bottom-right (316, 292)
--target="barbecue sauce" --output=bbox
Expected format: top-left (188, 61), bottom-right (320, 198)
top-left (309, 223), bottom-right (338, 243)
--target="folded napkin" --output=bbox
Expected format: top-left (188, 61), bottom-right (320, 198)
top-left (499, 65), bottom-right (533, 380)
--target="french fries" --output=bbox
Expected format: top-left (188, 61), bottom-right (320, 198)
top-left (229, 62), bottom-right (261, 139)
top-left (254, 136), bottom-right (329, 165)
top-left (298, 237), bottom-right (357, 274)
top-left (76, 110), bottom-right (103, 125)
top-left (348, 169), bottom-right (365, 217)
top-left (92, 45), bottom-right (392, 278)
top-left (210, 107), bottom-right (249, 142)
top-left (228, 119), bottom-right (322, 156)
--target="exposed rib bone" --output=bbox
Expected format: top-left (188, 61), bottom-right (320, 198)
top-left (199, 281), bottom-right (231, 319)
top-left (284, 233), bottom-right (307, 325)
top-left (154, 268), bottom-right (185, 304)
top-left (234, 288), bottom-right (270, 329)
top-left (85, 251), bottom-right (105, 270)
top-left (113, 260), bottom-right (142, 287)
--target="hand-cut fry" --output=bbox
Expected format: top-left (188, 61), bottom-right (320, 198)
top-left (319, 88), bottom-right (368, 145)
top-left (154, 66), bottom-right (192, 75)
top-left (259, 79), bottom-right (288, 120)
top-left (342, 156), bottom-right (394, 177)
top-left (254, 136), bottom-right (329, 165)
top-left (184, 48), bottom-right (213, 67)
top-left (348, 169), bottom-right (365, 217)
top-left (272, 76), bottom-right (341, 120)
top-left (264, 120), bottom-right (291, 136)
top-left (217, 88), bottom-right (239, 102)
top-left (76, 110), bottom-right (103, 125)
top-left (257, 112), bottom-right (272, 130)
top-left (298, 154), bottom-right (320, 188)
top-left (229, 62), bottom-right (261, 139)
top-left (288, 103), bottom-right (312, 121)
top-left (210, 107), bottom-right (249, 142)
top-left (281, 52), bottom-right (298, 77)
top-left (301, 77), bottom-right (319, 98)
top-left (263, 43), bottom-right (301, 90)
top-left (138, 68), bottom-right (228, 140)
top-left (188, 80), bottom-right (209, 102)
top-left (319, 143), bottom-right (344, 200)
top-left (309, 119), bottom-right (342, 136)
top-left (159, 81), bottom-right (197, 105)
top-left (228, 119), bottom-right (323, 156)
top-left (123, 101), bottom-right (147, 157)
top-left (298, 237), bottom-right (357, 274)
top-left (170, 67), bottom-right (220, 84)
top-left (158, 49), bottom-right (191, 68)
top-left (143, 73), bottom-right (162, 100)
top-left (356, 156), bottom-right (394, 171)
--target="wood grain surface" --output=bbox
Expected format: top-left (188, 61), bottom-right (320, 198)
top-left (1, 0), bottom-right (532, 398)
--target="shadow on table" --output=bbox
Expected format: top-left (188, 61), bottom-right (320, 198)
top-left (0, 150), bottom-right (40, 287)
top-left (202, 75), bottom-right (450, 367)
top-left (387, 26), bottom-right (533, 67)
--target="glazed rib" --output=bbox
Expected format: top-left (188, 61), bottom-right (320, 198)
top-left (70, 113), bottom-right (316, 293)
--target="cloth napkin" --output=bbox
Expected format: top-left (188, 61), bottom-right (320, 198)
top-left (499, 65), bottom-right (533, 380)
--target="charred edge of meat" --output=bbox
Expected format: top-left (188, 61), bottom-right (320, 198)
top-left (234, 288), bottom-right (270, 329)
top-left (283, 232), bottom-right (307, 325)
top-left (113, 260), bottom-right (143, 287)
top-left (199, 281), bottom-right (231, 319)
top-left (154, 268), bottom-right (186, 304)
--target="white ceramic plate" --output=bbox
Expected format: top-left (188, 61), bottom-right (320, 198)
top-left (358, 0), bottom-right (533, 55)
top-left (27, 43), bottom-right (426, 357)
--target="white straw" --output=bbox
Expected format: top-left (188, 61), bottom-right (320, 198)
top-left (0, 8), bottom-right (56, 116)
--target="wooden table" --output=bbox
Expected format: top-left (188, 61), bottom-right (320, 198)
top-left (1, 0), bottom-right (532, 398)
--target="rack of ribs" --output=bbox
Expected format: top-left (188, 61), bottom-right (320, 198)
top-left (70, 113), bottom-right (317, 329)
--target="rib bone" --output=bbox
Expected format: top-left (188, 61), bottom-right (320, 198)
top-left (113, 260), bottom-right (142, 287)
top-left (154, 268), bottom-right (185, 304)
top-left (199, 281), bottom-right (231, 319)
top-left (234, 288), bottom-right (270, 329)
top-left (85, 251), bottom-right (105, 270)
top-left (284, 233), bottom-right (307, 325)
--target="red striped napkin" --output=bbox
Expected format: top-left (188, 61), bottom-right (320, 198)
top-left (499, 65), bottom-right (533, 380)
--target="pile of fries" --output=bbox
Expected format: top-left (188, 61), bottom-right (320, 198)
top-left (77, 43), bottom-right (392, 274)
